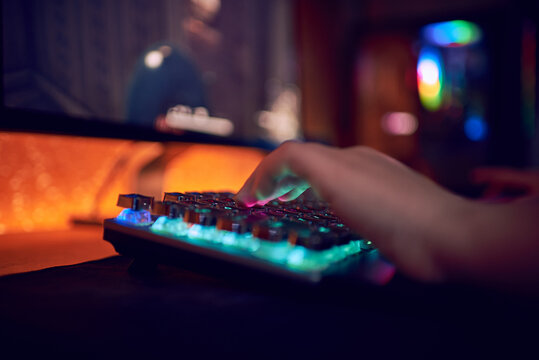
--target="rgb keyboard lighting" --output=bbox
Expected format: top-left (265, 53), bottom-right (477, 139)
top-left (115, 192), bottom-right (374, 272)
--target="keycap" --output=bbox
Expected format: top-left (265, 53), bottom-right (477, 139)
top-left (289, 227), bottom-right (338, 251)
top-left (360, 239), bottom-right (376, 251)
top-left (252, 221), bottom-right (288, 242)
top-left (116, 194), bottom-right (154, 225)
top-left (153, 201), bottom-right (183, 218)
top-left (138, 192), bottom-right (376, 259)
top-left (185, 192), bottom-right (205, 200)
top-left (216, 215), bottom-right (249, 234)
top-left (117, 194), bottom-right (153, 210)
top-left (184, 207), bottom-right (220, 226)
top-left (163, 192), bottom-right (193, 202)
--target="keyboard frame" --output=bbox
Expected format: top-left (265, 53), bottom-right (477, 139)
top-left (103, 218), bottom-right (395, 285)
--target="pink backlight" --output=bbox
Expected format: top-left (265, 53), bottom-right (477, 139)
top-left (381, 112), bottom-right (418, 135)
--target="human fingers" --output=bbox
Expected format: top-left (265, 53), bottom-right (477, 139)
top-left (253, 175), bottom-right (309, 205)
top-left (277, 182), bottom-right (311, 201)
top-left (236, 143), bottom-right (469, 282)
top-left (235, 143), bottom-right (298, 206)
top-left (235, 142), bottom-right (337, 206)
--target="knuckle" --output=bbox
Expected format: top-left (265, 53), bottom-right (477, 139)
top-left (349, 145), bottom-right (382, 159)
top-left (353, 145), bottom-right (372, 153)
top-left (279, 140), bottom-right (300, 152)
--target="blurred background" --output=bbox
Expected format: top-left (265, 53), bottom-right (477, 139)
top-left (1, 0), bottom-right (538, 234)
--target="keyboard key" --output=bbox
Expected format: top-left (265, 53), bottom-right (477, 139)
top-left (153, 201), bottom-right (184, 218)
top-left (216, 215), bottom-right (249, 234)
top-left (252, 221), bottom-right (288, 242)
top-left (117, 191), bottom-right (378, 271)
top-left (117, 193), bottom-right (153, 210)
top-left (184, 207), bottom-right (220, 226)
top-left (116, 194), bottom-right (154, 225)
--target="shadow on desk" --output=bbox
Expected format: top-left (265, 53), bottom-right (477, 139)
top-left (1, 255), bottom-right (538, 359)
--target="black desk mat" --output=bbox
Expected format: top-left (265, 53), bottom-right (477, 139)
top-left (1, 256), bottom-right (537, 358)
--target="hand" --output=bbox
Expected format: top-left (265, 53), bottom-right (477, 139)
top-left (236, 142), bottom-right (468, 281)
top-left (236, 142), bottom-right (539, 290)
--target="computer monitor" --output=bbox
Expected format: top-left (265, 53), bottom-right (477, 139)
top-left (2, 0), bottom-right (299, 147)
top-left (3, 0), bottom-right (538, 189)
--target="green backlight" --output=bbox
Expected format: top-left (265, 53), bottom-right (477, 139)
top-left (423, 20), bottom-right (482, 47)
top-left (149, 216), bottom-right (366, 272)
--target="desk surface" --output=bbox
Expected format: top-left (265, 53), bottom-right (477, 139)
top-left (0, 225), bottom-right (116, 276)
top-left (1, 228), bottom-right (538, 358)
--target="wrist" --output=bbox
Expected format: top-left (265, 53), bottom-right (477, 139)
top-left (401, 192), bottom-right (474, 283)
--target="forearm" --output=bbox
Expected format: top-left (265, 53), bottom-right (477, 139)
top-left (237, 142), bottom-right (539, 290)
top-left (440, 197), bottom-right (539, 288)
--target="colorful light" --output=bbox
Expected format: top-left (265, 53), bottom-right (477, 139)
top-left (381, 112), bottom-right (418, 135)
top-left (144, 50), bottom-right (164, 69)
top-left (464, 115), bottom-right (488, 141)
top-left (148, 215), bottom-right (366, 272)
top-left (422, 20), bottom-right (482, 47)
top-left (417, 47), bottom-right (444, 111)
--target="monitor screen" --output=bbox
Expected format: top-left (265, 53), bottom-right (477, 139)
top-left (2, 0), bottom-right (300, 145)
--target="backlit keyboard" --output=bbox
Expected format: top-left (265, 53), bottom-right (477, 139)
top-left (103, 192), bottom-right (394, 284)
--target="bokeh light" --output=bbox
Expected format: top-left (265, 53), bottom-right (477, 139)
top-left (0, 133), bottom-right (265, 234)
top-left (381, 112), bottom-right (418, 135)
top-left (417, 47), bottom-right (444, 111)
top-left (144, 50), bottom-right (164, 69)
top-left (464, 115), bottom-right (488, 141)
top-left (422, 20), bottom-right (482, 47)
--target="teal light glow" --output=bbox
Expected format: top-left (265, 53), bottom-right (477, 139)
top-left (422, 20), bottom-right (482, 47)
top-left (188, 224), bottom-right (218, 241)
top-left (343, 241), bottom-right (363, 256)
top-left (254, 241), bottom-right (292, 264)
top-left (286, 240), bottom-right (363, 271)
top-left (218, 230), bottom-right (259, 250)
top-left (147, 216), bottom-right (368, 273)
top-left (152, 216), bottom-right (188, 236)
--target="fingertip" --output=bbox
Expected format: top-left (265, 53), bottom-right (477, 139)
top-left (276, 185), bottom-right (309, 202)
top-left (234, 191), bottom-right (253, 207)
top-left (277, 194), bottom-right (295, 202)
top-left (236, 197), bottom-right (255, 208)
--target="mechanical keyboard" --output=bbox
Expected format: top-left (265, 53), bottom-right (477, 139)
top-left (103, 192), bottom-right (395, 284)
